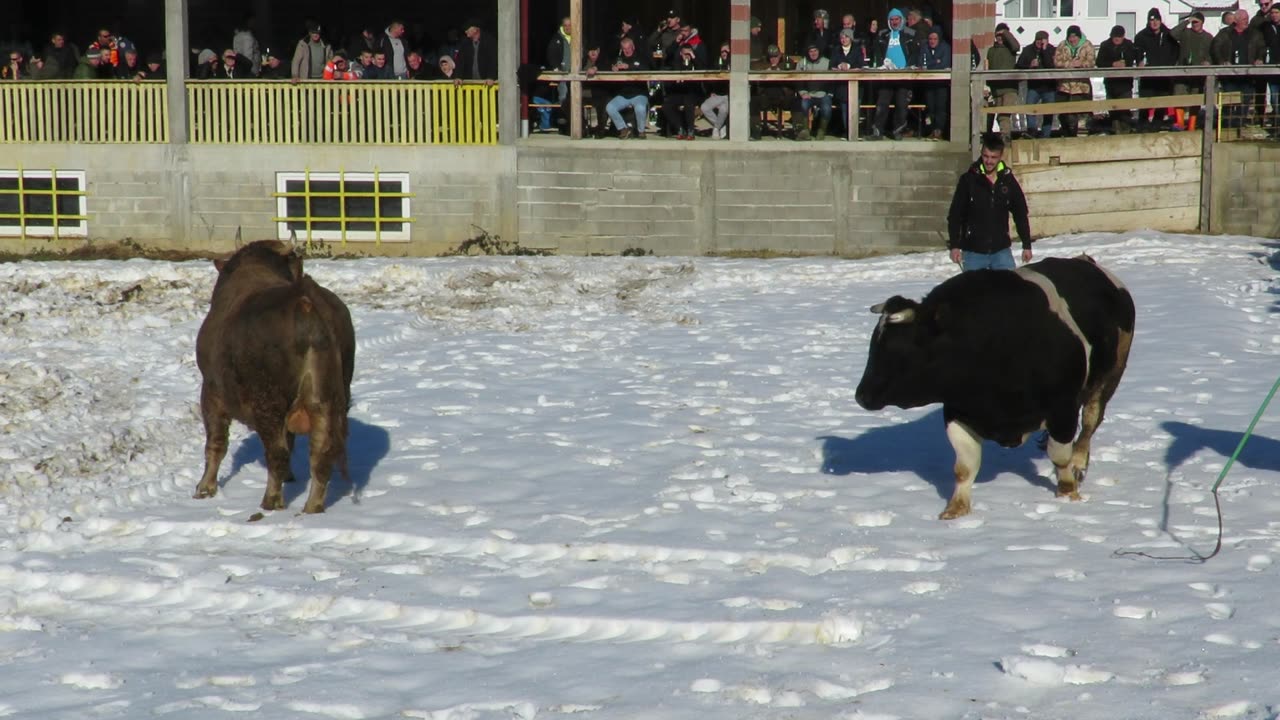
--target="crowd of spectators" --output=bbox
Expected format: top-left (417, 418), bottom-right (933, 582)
top-left (532, 7), bottom-right (953, 141)
top-left (0, 16), bottom-right (500, 85)
top-left (999, 2), bottom-right (1280, 138)
top-left (5, 4), bottom-right (1279, 142)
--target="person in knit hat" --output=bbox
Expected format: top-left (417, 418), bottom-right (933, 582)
top-left (1134, 7), bottom-right (1179, 128)
top-left (1053, 25), bottom-right (1095, 136)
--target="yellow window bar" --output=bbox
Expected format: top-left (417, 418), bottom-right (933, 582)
top-left (0, 166), bottom-right (88, 239)
top-left (271, 167), bottom-right (414, 247)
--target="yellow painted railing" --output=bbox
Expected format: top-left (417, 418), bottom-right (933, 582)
top-left (0, 81), bottom-right (169, 143)
top-left (186, 80), bottom-right (498, 145)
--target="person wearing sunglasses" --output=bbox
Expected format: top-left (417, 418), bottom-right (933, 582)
top-left (1, 50), bottom-right (26, 81)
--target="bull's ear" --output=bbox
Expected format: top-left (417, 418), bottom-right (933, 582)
top-left (287, 251), bottom-right (304, 282)
top-left (870, 302), bottom-right (886, 314)
top-left (213, 258), bottom-right (227, 273)
top-left (887, 308), bottom-right (915, 324)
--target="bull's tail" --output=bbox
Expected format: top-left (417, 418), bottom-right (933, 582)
top-left (285, 294), bottom-right (339, 436)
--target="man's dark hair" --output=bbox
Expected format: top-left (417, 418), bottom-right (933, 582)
top-left (981, 133), bottom-right (1005, 154)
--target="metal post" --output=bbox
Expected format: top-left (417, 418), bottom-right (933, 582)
top-left (1200, 73), bottom-right (1217, 233)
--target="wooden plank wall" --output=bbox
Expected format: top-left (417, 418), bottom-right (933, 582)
top-left (1006, 132), bottom-right (1202, 236)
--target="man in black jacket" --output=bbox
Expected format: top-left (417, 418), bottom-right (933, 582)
top-left (457, 19), bottom-right (498, 82)
top-left (1134, 8), bottom-right (1179, 129)
top-left (947, 135), bottom-right (1033, 272)
top-left (1096, 25), bottom-right (1142, 133)
top-left (604, 37), bottom-right (651, 138)
top-left (1016, 31), bottom-right (1057, 137)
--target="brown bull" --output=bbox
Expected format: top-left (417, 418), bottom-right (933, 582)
top-left (194, 240), bottom-right (355, 514)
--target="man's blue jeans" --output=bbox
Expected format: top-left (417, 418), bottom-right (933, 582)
top-left (1026, 88), bottom-right (1056, 137)
top-left (531, 95), bottom-right (554, 130)
top-left (798, 94), bottom-right (832, 126)
top-left (606, 95), bottom-right (648, 133)
top-left (961, 249), bottom-right (1016, 271)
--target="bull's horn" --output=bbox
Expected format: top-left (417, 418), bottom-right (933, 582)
top-left (887, 309), bottom-right (915, 324)
top-left (870, 302), bottom-right (885, 314)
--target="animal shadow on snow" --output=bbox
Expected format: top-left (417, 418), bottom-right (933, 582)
top-left (226, 418), bottom-right (392, 511)
top-left (819, 408), bottom-right (1056, 502)
top-left (1161, 420), bottom-right (1280, 474)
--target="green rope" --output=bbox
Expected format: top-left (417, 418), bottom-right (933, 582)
top-left (1211, 375), bottom-right (1280, 494)
top-left (1117, 374), bottom-right (1280, 562)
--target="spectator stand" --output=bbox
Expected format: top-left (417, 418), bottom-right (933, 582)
top-left (539, 69), bottom-right (949, 141)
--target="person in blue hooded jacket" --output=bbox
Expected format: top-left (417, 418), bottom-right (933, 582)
top-left (868, 8), bottom-right (922, 140)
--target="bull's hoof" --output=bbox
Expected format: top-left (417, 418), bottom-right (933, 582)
top-left (301, 503), bottom-right (326, 514)
top-left (260, 495), bottom-right (285, 511)
top-left (1056, 467), bottom-right (1086, 500)
top-left (194, 484), bottom-right (217, 499)
top-left (939, 501), bottom-right (971, 520)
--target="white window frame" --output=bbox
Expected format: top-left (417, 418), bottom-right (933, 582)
top-left (0, 169), bottom-right (88, 238)
top-left (274, 171), bottom-right (412, 243)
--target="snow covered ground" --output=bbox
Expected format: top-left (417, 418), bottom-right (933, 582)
top-left (1, 231), bottom-right (1278, 720)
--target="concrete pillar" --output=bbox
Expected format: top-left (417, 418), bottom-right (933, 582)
top-left (498, 0), bottom-right (519, 145)
top-left (729, 0), bottom-right (751, 141)
top-left (950, 0), bottom-right (995, 150)
top-left (164, 0), bottom-right (189, 145)
top-left (164, 0), bottom-right (192, 248)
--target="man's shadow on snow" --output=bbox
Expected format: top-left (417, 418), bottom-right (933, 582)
top-left (818, 408), bottom-right (1056, 501)
top-left (1163, 420), bottom-right (1280, 474)
top-left (226, 417), bottom-right (391, 511)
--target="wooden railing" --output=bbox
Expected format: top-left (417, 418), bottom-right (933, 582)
top-left (186, 80), bottom-right (498, 145)
top-left (972, 66), bottom-right (1280, 144)
top-left (0, 80), bottom-right (169, 143)
top-left (537, 70), bottom-right (949, 140)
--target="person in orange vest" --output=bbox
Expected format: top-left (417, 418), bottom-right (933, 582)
top-left (89, 27), bottom-right (133, 70)
top-left (323, 51), bottom-right (360, 80)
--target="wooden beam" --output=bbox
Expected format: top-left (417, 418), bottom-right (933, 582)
top-left (569, 0), bottom-right (583, 139)
top-left (981, 93), bottom-right (1208, 116)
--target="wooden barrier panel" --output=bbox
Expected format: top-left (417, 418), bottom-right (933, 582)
top-left (0, 81), bottom-right (169, 144)
top-left (185, 81), bottom-right (497, 145)
top-left (1011, 133), bottom-right (1202, 236)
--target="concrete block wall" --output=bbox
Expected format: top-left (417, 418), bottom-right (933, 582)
top-left (1214, 144), bottom-right (1280, 239)
top-left (7, 141), bottom-right (991, 257)
top-left (2, 145), bottom-right (514, 256)
top-left (517, 143), bottom-right (969, 256)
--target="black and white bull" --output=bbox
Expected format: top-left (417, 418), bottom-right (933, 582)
top-left (854, 256), bottom-right (1135, 519)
